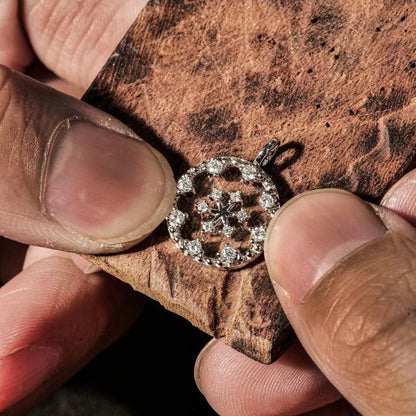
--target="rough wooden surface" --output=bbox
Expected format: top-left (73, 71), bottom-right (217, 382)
top-left (83, 0), bottom-right (416, 364)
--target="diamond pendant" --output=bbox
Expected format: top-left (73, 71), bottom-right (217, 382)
top-left (167, 140), bottom-right (281, 270)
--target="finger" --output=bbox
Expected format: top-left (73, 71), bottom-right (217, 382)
top-left (195, 338), bottom-right (341, 416)
top-left (381, 168), bottom-right (416, 226)
top-left (265, 190), bottom-right (416, 416)
top-left (0, 0), bottom-right (35, 71)
top-left (0, 246), bottom-right (143, 414)
top-left (0, 66), bottom-right (175, 253)
top-left (22, 0), bottom-right (148, 88)
top-left (22, 245), bottom-right (101, 275)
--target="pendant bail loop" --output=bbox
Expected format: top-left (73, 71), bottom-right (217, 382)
top-left (254, 140), bottom-right (280, 167)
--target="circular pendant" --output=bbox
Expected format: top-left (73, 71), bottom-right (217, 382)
top-left (167, 141), bottom-right (280, 270)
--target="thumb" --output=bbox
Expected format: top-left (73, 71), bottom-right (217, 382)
top-left (0, 66), bottom-right (175, 253)
top-left (265, 190), bottom-right (416, 416)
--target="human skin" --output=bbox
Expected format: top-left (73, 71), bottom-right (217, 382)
top-left (1, 1), bottom-right (416, 415)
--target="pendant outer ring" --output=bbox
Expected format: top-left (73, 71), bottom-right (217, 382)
top-left (167, 156), bottom-right (280, 270)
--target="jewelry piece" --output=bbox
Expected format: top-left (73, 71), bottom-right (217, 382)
top-left (167, 140), bottom-right (281, 270)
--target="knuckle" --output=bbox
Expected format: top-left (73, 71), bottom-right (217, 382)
top-left (311, 242), bottom-right (416, 414)
top-left (324, 253), bottom-right (416, 357)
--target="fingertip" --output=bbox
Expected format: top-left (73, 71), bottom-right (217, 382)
top-left (0, 69), bottom-right (175, 255)
top-left (196, 339), bottom-right (340, 416)
top-left (194, 338), bottom-right (218, 394)
top-left (0, 345), bottom-right (62, 413)
top-left (265, 189), bottom-right (386, 302)
top-left (381, 169), bottom-right (416, 226)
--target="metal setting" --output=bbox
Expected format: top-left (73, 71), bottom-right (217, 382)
top-left (167, 140), bottom-right (281, 270)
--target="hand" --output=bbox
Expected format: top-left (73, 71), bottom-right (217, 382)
top-left (0, 1), bottom-right (176, 413)
top-left (195, 171), bottom-right (416, 415)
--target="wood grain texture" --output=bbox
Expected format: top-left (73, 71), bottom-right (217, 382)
top-left (83, 0), bottom-right (416, 363)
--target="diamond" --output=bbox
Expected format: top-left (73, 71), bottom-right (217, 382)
top-left (210, 187), bottom-right (224, 201)
top-left (187, 239), bottom-right (204, 257)
top-left (197, 200), bottom-right (210, 214)
top-left (207, 159), bottom-right (224, 176)
top-left (229, 191), bottom-right (243, 203)
top-left (259, 192), bottom-right (275, 210)
top-left (178, 175), bottom-right (194, 193)
top-left (251, 226), bottom-right (266, 242)
top-left (252, 243), bottom-right (262, 253)
top-left (220, 244), bottom-right (239, 265)
top-left (264, 182), bottom-right (275, 192)
top-left (170, 209), bottom-right (186, 227)
top-left (202, 221), bottom-right (216, 233)
top-left (236, 208), bottom-right (249, 222)
top-left (222, 224), bottom-right (234, 238)
top-left (241, 164), bottom-right (258, 181)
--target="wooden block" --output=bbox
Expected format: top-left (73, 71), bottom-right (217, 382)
top-left (82, 0), bottom-right (416, 364)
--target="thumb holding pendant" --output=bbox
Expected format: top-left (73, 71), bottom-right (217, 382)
top-left (0, 66), bottom-right (175, 254)
top-left (265, 188), bottom-right (416, 415)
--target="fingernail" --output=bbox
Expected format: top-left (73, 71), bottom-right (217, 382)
top-left (194, 338), bottom-right (218, 394)
top-left (381, 170), bottom-right (416, 225)
top-left (70, 253), bottom-right (101, 274)
top-left (43, 121), bottom-right (173, 243)
top-left (265, 190), bottom-right (386, 302)
top-left (0, 345), bottom-right (62, 411)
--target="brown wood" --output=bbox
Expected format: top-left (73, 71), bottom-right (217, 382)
top-left (82, 0), bottom-right (416, 364)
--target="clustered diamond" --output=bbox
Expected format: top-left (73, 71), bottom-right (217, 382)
top-left (170, 209), bottom-right (186, 227)
top-left (259, 192), bottom-right (275, 210)
top-left (197, 200), bottom-right (210, 214)
top-left (241, 165), bottom-right (258, 181)
top-left (222, 224), bottom-right (235, 238)
top-left (177, 175), bottom-right (194, 193)
top-left (220, 244), bottom-right (240, 266)
top-left (251, 226), bottom-right (266, 242)
top-left (229, 191), bottom-right (243, 203)
top-left (236, 208), bottom-right (249, 222)
top-left (187, 239), bottom-right (203, 257)
top-left (207, 159), bottom-right (224, 176)
top-left (210, 187), bottom-right (224, 201)
top-left (202, 221), bottom-right (216, 233)
top-left (199, 188), bottom-right (250, 239)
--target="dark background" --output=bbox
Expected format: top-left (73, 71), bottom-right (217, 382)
top-left (29, 300), bottom-right (217, 416)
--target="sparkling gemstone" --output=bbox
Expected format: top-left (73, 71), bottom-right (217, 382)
top-left (264, 182), bottom-right (275, 192)
top-left (241, 164), bottom-right (258, 181)
top-left (220, 244), bottom-right (239, 265)
top-left (229, 191), bottom-right (243, 203)
top-left (178, 175), bottom-right (194, 193)
top-left (170, 209), bottom-right (186, 227)
top-left (236, 208), bottom-right (249, 222)
top-left (222, 224), bottom-right (234, 238)
top-left (187, 239), bottom-right (203, 257)
top-left (252, 243), bottom-right (262, 253)
top-left (207, 159), bottom-right (224, 176)
top-left (210, 187), bottom-right (224, 201)
top-left (197, 200), bottom-right (210, 214)
top-left (202, 221), bottom-right (216, 233)
top-left (259, 192), bottom-right (275, 209)
top-left (251, 226), bottom-right (266, 242)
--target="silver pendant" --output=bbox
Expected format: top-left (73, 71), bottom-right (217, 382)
top-left (166, 140), bottom-right (280, 270)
